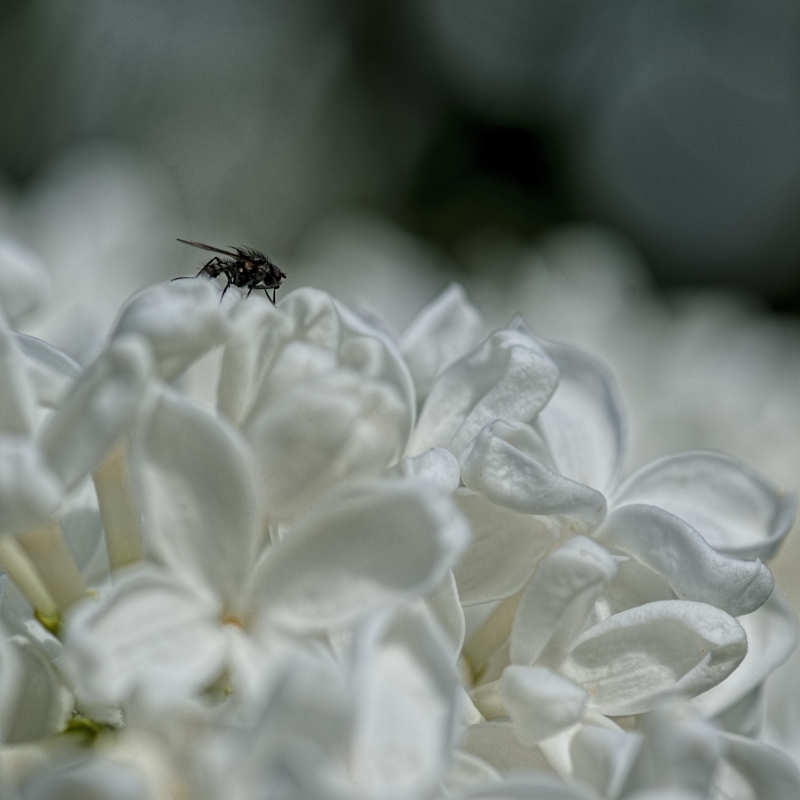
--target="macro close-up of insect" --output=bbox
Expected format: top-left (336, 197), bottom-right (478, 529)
top-left (175, 239), bottom-right (286, 302)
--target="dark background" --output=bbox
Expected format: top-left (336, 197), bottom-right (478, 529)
top-left (2, 0), bottom-right (800, 307)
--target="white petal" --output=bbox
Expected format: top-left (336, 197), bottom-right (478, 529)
top-left (693, 589), bottom-right (796, 719)
top-left (612, 452), bottom-right (796, 561)
top-left (0, 322), bottom-right (36, 435)
top-left (600, 552), bottom-right (678, 619)
top-left (461, 721), bottom-right (553, 774)
top-left (39, 335), bottom-right (152, 490)
top-left (12, 333), bottom-right (80, 408)
top-left (330, 295), bottom-right (416, 438)
top-left (571, 725), bottom-right (642, 800)
top-left (0, 438), bottom-right (63, 535)
top-left (0, 623), bottom-right (20, 744)
top-left (64, 567), bottom-right (228, 707)
top-left (454, 492), bottom-right (559, 606)
top-left (386, 447), bottom-right (461, 494)
top-left (0, 239), bottom-right (49, 325)
top-left (510, 537), bottom-right (617, 668)
top-left (4, 635), bottom-right (72, 744)
top-left (219, 288), bottom-right (415, 441)
top-left (623, 791), bottom-right (706, 800)
top-left (459, 774), bottom-right (604, 799)
top-left (350, 609), bottom-right (461, 797)
top-left (399, 284), bottom-right (483, 403)
top-left (59, 501), bottom-right (107, 582)
top-left (709, 684), bottom-right (764, 739)
top-left (559, 601), bottom-right (748, 715)
top-left (719, 732), bottom-right (800, 800)
top-left (134, 387), bottom-right (260, 611)
top-left (217, 295), bottom-right (291, 426)
top-left (442, 750), bottom-right (501, 795)
top-left (511, 325), bottom-right (626, 496)
top-left (247, 480), bottom-right (470, 633)
top-left (226, 645), bottom-right (364, 799)
top-left (247, 370), bottom-right (409, 521)
top-left (461, 420), bottom-right (607, 527)
top-left (111, 279), bottom-right (228, 381)
top-left (502, 665), bottom-right (588, 745)
top-left (422, 571), bottom-right (466, 655)
top-left (409, 329), bottom-right (559, 456)
top-left (620, 704), bottom-right (720, 797)
top-left (595, 504), bottom-right (774, 618)
top-left (17, 758), bottom-right (148, 800)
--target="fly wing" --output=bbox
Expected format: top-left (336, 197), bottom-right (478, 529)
top-left (176, 239), bottom-right (239, 257)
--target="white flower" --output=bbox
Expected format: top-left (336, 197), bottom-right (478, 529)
top-left (0, 253), bottom-right (795, 800)
top-left (217, 288), bottom-right (415, 522)
top-left (62, 363), bottom-right (468, 708)
top-left (397, 285), bottom-right (795, 781)
top-left (215, 608), bottom-right (461, 800)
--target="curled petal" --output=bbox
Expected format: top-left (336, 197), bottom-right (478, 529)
top-left (246, 371), bottom-right (409, 521)
top-left (510, 320), bottom-right (626, 496)
top-left (13, 333), bottom-right (80, 408)
top-left (399, 284), bottom-right (483, 403)
top-left (454, 492), bottom-right (559, 606)
top-left (511, 537), bottom-right (618, 669)
top-left (39, 334), bottom-right (152, 490)
top-left (111, 279), bottom-right (228, 380)
top-left (0, 437), bottom-right (63, 535)
top-left (501, 665), bottom-right (588, 745)
top-left (559, 601), bottom-right (748, 716)
top-left (386, 447), bottom-right (461, 494)
top-left (595, 504), bottom-right (774, 618)
top-left (409, 329), bottom-right (559, 457)
top-left (0, 239), bottom-right (49, 324)
top-left (461, 420), bottom-right (607, 527)
top-left (693, 589), bottom-right (796, 720)
top-left (612, 451), bottom-right (796, 561)
top-left (64, 567), bottom-right (228, 707)
top-left (134, 387), bottom-right (260, 611)
top-left (247, 480), bottom-right (470, 634)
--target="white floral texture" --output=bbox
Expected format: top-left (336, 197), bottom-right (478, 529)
top-left (0, 236), bottom-right (796, 800)
top-left (399, 283), bottom-right (796, 791)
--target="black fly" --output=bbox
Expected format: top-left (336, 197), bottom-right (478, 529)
top-left (175, 239), bottom-right (286, 303)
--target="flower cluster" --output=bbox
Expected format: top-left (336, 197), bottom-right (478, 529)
top-left (0, 239), bottom-right (797, 800)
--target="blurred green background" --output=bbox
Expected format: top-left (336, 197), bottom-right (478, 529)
top-left (2, 0), bottom-right (800, 304)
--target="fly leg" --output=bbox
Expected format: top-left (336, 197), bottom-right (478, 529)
top-left (220, 274), bottom-right (234, 301)
top-left (261, 286), bottom-right (277, 304)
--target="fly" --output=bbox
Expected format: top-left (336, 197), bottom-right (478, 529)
top-left (175, 239), bottom-right (286, 303)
